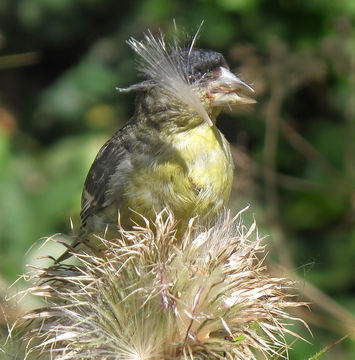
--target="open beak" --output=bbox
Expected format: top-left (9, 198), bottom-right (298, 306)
top-left (208, 67), bottom-right (256, 107)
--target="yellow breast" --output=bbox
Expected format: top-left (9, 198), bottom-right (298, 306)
top-left (125, 123), bottom-right (233, 224)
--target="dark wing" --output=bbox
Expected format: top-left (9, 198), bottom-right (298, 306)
top-left (80, 128), bottom-right (131, 230)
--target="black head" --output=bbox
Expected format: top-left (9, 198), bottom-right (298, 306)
top-left (175, 48), bottom-right (229, 83)
top-left (121, 34), bottom-right (254, 124)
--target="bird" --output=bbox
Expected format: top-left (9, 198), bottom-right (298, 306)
top-left (57, 30), bottom-right (255, 261)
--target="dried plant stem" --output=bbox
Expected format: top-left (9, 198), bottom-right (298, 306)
top-left (264, 80), bottom-right (294, 270)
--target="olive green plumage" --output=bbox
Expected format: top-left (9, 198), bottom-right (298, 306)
top-left (57, 31), bottom-right (255, 262)
top-left (81, 90), bottom-right (233, 235)
top-left (79, 33), bottom-right (255, 239)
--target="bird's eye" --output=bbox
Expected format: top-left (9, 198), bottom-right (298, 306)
top-left (212, 68), bottom-right (222, 78)
top-left (187, 73), bottom-right (199, 83)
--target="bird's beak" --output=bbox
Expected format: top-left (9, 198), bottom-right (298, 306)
top-left (208, 67), bottom-right (256, 107)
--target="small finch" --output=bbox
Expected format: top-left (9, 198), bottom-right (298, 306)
top-left (57, 29), bottom-right (255, 260)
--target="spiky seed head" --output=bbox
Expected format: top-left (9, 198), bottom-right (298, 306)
top-left (15, 208), bottom-right (308, 359)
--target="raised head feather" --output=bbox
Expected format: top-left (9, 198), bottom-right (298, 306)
top-left (119, 30), bottom-right (213, 126)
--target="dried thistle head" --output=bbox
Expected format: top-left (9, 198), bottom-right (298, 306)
top-left (18, 208), bottom-right (307, 359)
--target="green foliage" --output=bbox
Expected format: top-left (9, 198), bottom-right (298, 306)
top-left (0, 132), bottom-right (105, 278)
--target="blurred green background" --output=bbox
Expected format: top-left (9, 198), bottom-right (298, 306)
top-left (0, 0), bottom-right (354, 358)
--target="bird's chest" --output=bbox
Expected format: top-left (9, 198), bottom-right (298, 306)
top-left (172, 124), bottom-right (233, 198)
top-left (125, 124), bottom-right (233, 220)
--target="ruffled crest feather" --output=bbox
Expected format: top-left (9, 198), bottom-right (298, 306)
top-left (119, 29), bottom-right (213, 126)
